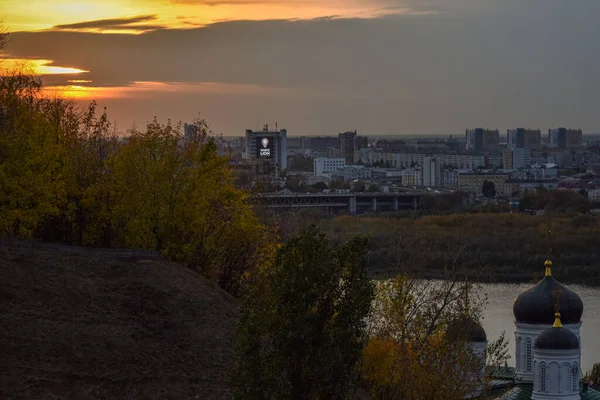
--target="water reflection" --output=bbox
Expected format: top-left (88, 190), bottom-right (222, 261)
top-left (481, 283), bottom-right (600, 373)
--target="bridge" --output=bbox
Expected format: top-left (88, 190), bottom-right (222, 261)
top-left (250, 192), bottom-right (429, 215)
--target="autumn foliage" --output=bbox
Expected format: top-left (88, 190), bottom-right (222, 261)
top-left (0, 71), bottom-right (274, 295)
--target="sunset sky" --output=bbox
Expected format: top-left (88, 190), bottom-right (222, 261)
top-left (1, 0), bottom-right (599, 135)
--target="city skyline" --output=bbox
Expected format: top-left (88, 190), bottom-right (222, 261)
top-left (1, 0), bottom-right (599, 135)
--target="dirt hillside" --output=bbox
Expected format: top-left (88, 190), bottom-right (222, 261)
top-left (0, 242), bottom-right (238, 399)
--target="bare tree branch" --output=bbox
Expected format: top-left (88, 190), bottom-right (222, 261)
top-left (0, 23), bottom-right (8, 51)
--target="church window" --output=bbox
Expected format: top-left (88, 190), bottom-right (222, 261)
top-left (516, 336), bottom-right (521, 370)
top-left (526, 338), bottom-right (532, 372)
top-left (540, 363), bottom-right (546, 392)
top-left (573, 364), bottom-right (579, 392)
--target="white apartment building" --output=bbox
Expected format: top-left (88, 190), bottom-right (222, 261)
top-left (423, 157), bottom-right (441, 187)
top-left (511, 166), bottom-right (557, 181)
top-left (401, 168), bottom-right (422, 186)
top-left (438, 154), bottom-right (486, 170)
top-left (396, 153), bottom-right (485, 170)
top-left (365, 151), bottom-right (399, 167)
top-left (333, 165), bottom-right (372, 181)
top-left (396, 153), bottom-right (425, 168)
top-left (313, 157), bottom-right (345, 177)
top-left (511, 148), bottom-right (532, 169)
top-left (589, 189), bottom-right (600, 203)
top-left (441, 169), bottom-right (471, 188)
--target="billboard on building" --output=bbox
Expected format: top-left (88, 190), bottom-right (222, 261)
top-left (256, 136), bottom-right (274, 159)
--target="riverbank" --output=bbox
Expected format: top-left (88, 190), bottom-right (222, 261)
top-left (369, 267), bottom-right (600, 287)
top-left (311, 213), bottom-right (600, 287)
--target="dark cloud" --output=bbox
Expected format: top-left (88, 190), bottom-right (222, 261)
top-left (4, 0), bottom-right (600, 134)
top-left (52, 15), bottom-right (162, 31)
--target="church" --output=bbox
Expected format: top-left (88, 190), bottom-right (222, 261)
top-left (463, 260), bottom-right (600, 399)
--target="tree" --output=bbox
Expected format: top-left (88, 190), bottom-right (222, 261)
top-left (362, 275), bottom-right (510, 400)
top-left (0, 24), bottom-right (7, 51)
top-left (352, 181), bottom-right (366, 192)
top-left (585, 363), bottom-right (600, 387)
top-left (368, 184), bottom-right (380, 193)
top-left (482, 180), bottom-right (496, 198)
top-left (311, 181), bottom-right (328, 192)
top-left (360, 235), bottom-right (509, 400)
top-left (0, 72), bottom-right (71, 238)
top-left (329, 178), bottom-right (346, 190)
top-left (234, 226), bottom-right (374, 399)
top-left (109, 117), bottom-right (274, 295)
top-left (0, 66), bottom-right (273, 295)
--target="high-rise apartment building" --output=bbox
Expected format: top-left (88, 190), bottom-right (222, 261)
top-left (465, 129), bottom-right (500, 151)
top-left (548, 128), bottom-right (582, 149)
top-left (245, 127), bottom-right (288, 173)
top-left (422, 157), bottom-right (441, 187)
top-left (302, 136), bottom-right (339, 152)
top-left (338, 131), bottom-right (367, 164)
top-left (507, 128), bottom-right (541, 150)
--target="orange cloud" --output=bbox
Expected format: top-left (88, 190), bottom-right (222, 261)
top-left (3, 0), bottom-right (415, 33)
top-left (1, 58), bottom-right (89, 75)
top-left (43, 81), bottom-right (292, 100)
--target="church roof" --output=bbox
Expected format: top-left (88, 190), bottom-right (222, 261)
top-left (534, 314), bottom-right (580, 350)
top-left (497, 384), bottom-right (600, 400)
top-left (446, 315), bottom-right (487, 343)
top-left (513, 261), bottom-right (583, 325)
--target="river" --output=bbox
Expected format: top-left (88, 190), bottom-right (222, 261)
top-left (481, 282), bottom-right (600, 373)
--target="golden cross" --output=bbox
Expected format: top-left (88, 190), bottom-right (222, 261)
top-left (552, 288), bottom-right (564, 313)
top-left (546, 227), bottom-right (553, 260)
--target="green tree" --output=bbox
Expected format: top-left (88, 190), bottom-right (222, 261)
top-left (234, 226), bottom-right (374, 399)
top-left (352, 181), bottom-right (366, 193)
top-left (482, 180), bottom-right (496, 198)
top-left (0, 72), bottom-right (72, 238)
top-left (585, 363), bottom-right (600, 387)
top-left (329, 178), bottom-right (346, 190)
top-left (368, 184), bottom-right (380, 193)
top-left (311, 181), bottom-right (328, 192)
top-left (108, 118), bottom-right (273, 295)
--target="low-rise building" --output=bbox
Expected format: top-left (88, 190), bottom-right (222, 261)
top-left (458, 172), bottom-right (511, 195)
top-left (510, 166), bottom-right (557, 181)
top-left (401, 168), bottom-right (422, 186)
top-left (333, 165), bottom-right (372, 181)
top-left (396, 153), bottom-right (485, 170)
top-left (588, 189), bottom-right (600, 203)
top-left (441, 168), bottom-right (471, 188)
top-left (313, 157), bottom-right (345, 177)
top-left (502, 180), bottom-right (559, 197)
top-left (366, 152), bottom-right (399, 167)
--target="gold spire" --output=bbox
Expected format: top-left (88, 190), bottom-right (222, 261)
top-left (545, 260), bottom-right (552, 276)
top-left (553, 312), bottom-right (563, 328)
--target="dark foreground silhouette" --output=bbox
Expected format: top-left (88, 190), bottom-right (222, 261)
top-left (0, 242), bottom-right (237, 399)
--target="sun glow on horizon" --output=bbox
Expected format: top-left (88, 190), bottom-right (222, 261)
top-left (2, 0), bottom-right (413, 34)
top-left (1, 59), bottom-right (89, 76)
top-left (43, 80), bottom-right (292, 101)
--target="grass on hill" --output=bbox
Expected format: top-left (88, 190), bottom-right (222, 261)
top-left (0, 242), bottom-right (238, 400)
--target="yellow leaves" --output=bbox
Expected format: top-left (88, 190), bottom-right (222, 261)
top-left (1, 72), bottom-right (275, 295)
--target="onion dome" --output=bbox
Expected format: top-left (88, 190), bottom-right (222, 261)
top-left (513, 260), bottom-right (583, 325)
top-left (447, 315), bottom-right (487, 343)
top-left (534, 313), bottom-right (580, 350)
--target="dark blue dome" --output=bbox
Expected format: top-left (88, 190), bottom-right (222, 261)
top-left (447, 316), bottom-right (487, 343)
top-left (513, 273), bottom-right (583, 325)
top-left (535, 325), bottom-right (579, 350)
